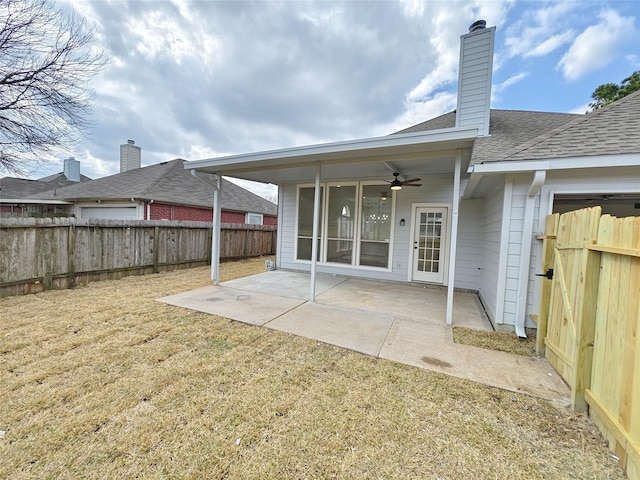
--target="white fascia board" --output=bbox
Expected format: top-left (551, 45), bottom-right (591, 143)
top-left (185, 127), bottom-right (479, 172)
top-left (464, 153), bottom-right (639, 198)
top-left (470, 152), bottom-right (639, 174)
top-left (0, 198), bottom-right (72, 205)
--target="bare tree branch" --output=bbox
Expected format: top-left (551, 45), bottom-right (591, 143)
top-left (0, 0), bottom-right (106, 175)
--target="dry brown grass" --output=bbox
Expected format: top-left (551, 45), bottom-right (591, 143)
top-left (453, 326), bottom-right (537, 356)
top-left (0, 258), bottom-right (624, 479)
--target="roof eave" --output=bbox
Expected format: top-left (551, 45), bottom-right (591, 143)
top-left (185, 127), bottom-right (479, 174)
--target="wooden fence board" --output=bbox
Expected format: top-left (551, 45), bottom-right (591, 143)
top-left (540, 209), bottom-right (639, 477)
top-left (1, 218), bottom-right (276, 297)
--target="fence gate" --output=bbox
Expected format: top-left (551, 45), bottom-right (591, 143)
top-left (537, 207), bottom-right (601, 410)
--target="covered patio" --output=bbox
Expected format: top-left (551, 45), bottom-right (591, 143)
top-left (160, 269), bottom-right (569, 404)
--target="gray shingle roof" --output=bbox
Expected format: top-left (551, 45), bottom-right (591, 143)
top-left (0, 173), bottom-right (92, 199)
top-left (30, 159), bottom-right (277, 215)
top-left (395, 91), bottom-right (640, 164)
top-left (395, 109), bottom-right (581, 165)
top-left (498, 89), bottom-right (640, 161)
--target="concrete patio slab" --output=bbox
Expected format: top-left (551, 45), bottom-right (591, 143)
top-left (159, 285), bottom-right (304, 326)
top-left (379, 317), bottom-right (569, 404)
top-left (222, 270), bottom-right (347, 300)
top-left (316, 278), bottom-right (493, 331)
top-left (158, 271), bottom-right (570, 405)
top-left (266, 302), bottom-right (395, 357)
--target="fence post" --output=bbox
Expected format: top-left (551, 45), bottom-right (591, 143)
top-left (67, 222), bottom-right (75, 289)
top-left (536, 214), bottom-right (559, 355)
top-left (153, 225), bottom-right (159, 273)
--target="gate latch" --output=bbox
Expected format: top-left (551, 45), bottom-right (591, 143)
top-left (535, 268), bottom-right (554, 280)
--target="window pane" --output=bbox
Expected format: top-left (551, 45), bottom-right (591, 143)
top-left (326, 185), bottom-right (356, 264)
top-left (359, 185), bottom-right (392, 267)
top-left (297, 187), bottom-right (323, 260)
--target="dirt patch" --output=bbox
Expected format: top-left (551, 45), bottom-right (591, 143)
top-left (453, 326), bottom-right (537, 356)
top-left (0, 258), bottom-right (623, 479)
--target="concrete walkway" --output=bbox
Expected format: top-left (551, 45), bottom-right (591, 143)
top-left (159, 270), bottom-right (570, 406)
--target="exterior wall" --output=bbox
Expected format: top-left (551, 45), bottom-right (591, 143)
top-left (503, 166), bottom-right (640, 331)
top-left (146, 202), bottom-right (276, 225)
top-left (478, 182), bottom-right (504, 323)
top-left (277, 175), bottom-right (483, 289)
top-left (455, 198), bottom-right (483, 291)
top-left (529, 165), bottom-right (640, 326)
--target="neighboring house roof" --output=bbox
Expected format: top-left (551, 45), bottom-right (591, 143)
top-left (395, 109), bottom-right (582, 165)
top-left (0, 173), bottom-right (92, 199)
top-left (31, 159), bottom-right (277, 216)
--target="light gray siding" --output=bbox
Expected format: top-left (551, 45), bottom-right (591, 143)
top-left (276, 175), bottom-right (482, 288)
top-left (455, 27), bottom-right (495, 136)
top-left (478, 183), bottom-right (504, 323)
top-left (455, 199), bottom-right (483, 290)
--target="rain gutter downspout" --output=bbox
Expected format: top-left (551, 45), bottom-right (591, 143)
top-left (309, 162), bottom-right (321, 302)
top-left (515, 170), bottom-right (546, 338)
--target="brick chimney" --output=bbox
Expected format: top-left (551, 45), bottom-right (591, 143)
top-left (120, 140), bottom-right (141, 173)
top-left (455, 20), bottom-right (495, 137)
top-left (63, 157), bottom-right (81, 182)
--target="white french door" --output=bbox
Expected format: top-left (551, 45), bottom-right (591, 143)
top-left (411, 206), bottom-right (448, 284)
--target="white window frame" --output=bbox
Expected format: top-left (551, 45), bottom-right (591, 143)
top-left (294, 181), bottom-right (395, 271)
top-left (246, 212), bottom-right (263, 225)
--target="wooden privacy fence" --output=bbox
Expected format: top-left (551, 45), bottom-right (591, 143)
top-left (0, 218), bottom-right (276, 297)
top-left (536, 207), bottom-right (640, 479)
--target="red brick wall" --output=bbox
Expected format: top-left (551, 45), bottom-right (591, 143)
top-left (145, 202), bottom-right (276, 225)
top-left (263, 215), bottom-right (277, 226)
top-left (221, 211), bottom-right (245, 223)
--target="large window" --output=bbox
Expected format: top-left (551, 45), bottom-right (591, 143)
top-left (296, 186), bottom-right (323, 260)
top-left (296, 183), bottom-right (393, 269)
top-left (360, 185), bottom-right (392, 267)
top-left (326, 185), bottom-right (356, 264)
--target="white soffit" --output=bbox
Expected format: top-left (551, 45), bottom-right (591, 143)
top-left (185, 128), bottom-right (479, 177)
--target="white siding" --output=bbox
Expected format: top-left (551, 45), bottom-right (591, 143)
top-left (455, 27), bottom-right (495, 136)
top-left (276, 175), bottom-right (482, 288)
top-left (478, 183), bottom-right (504, 323)
top-left (455, 199), bottom-right (483, 290)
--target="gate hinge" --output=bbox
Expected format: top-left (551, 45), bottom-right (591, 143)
top-left (535, 268), bottom-right (554, 280)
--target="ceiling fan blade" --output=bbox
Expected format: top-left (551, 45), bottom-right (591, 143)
top-left (403, 178), bottom-right (422, 183)
top-left (403, 183), bottom-right (422, 187)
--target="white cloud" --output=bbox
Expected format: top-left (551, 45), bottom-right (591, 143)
top-left (558, 10), bottom-right (636, 81)
top-left (505, 2), bottom-right (576, 58)
top-left (493, 72), bottom-right (528, 93)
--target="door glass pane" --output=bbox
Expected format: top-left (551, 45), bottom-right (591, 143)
top-left (417, 211), bottom-right (442, 273)
top-left (297, 187), bottom-right (323, 261)
top-left (360, 185), bottom-right (392, 267)
top-left (326, 185), bottom-right (356, 264)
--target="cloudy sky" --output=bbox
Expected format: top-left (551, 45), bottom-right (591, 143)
top-left (35, 0), bottom-right (640, 197)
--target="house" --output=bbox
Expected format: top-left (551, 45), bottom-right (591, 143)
top-left (184, 21), bottom-right (640, 335)
top-left (10, 142), bottom-right (277, 225)
top-left (0, 158), bottom-right (91, 215)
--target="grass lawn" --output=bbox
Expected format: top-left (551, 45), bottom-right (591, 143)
top-left (0, 258), bottom-right (625, 479)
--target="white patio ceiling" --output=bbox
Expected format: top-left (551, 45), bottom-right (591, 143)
top-left (185, 127), bottom-right (478, 184)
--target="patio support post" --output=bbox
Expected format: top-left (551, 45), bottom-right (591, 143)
top-left (445, 150), bottom-right (462, 325)
top-left (211, 174), bottom-right (222, 284)
top-left (309, 162), bottom-right (321, 301)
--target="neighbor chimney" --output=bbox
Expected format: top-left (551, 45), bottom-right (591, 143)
top-left (63, 157), bottom-right (81, 182)
top-left (120, 139), bottom-right (141, 173)
top-left (455, 20), bottom-right (495, 137)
